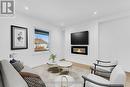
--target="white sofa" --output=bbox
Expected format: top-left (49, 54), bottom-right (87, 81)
top-left (0, 60), bottom-right (28, 87)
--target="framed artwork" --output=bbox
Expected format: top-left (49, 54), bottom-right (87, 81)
top-left (11, 25), bottom-right (28, 50)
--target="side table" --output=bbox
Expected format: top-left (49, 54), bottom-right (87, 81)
top-left (57, 61), bottom-right (72, 74)
top-left (47, 61), bottom-right (61, 73)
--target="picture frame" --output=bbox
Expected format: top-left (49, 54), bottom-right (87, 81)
top-left (11, 25), bottom-right (28, 50)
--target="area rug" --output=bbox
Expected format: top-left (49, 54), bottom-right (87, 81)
top-left (32, 64), bottom-right (90, 87)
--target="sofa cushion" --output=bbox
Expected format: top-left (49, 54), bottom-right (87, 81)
top-left (19, 72), bottom-right (40, 78)
top-left (20, 72), bottom-right (46, 87)
top-left (110, 65), bottom-right (126, 85)
top-left (23, 77), bottom-right (46, 87)
top-left (11, 61), bottom-right (24, 72)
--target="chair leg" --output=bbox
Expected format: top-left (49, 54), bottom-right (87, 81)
top-left (83, 79), bottom-right (86, 87)
top-left (91, 68), bottom-right (93, 74)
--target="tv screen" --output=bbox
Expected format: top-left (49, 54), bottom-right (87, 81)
top-left (71, 31), bottom-right (89, 45)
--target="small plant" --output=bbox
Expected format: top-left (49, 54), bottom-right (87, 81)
top-left (49, 54), bottom-right (56, 63)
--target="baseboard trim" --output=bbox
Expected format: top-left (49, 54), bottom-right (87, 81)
top-left (67, 60), bottom-right (90, 69)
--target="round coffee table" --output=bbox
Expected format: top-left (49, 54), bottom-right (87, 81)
top-left (57, 61), bottom-right (72, 74)
top-left (47, 61), bottom-right (62, 73)
top-left (55, 75), bottom-right (74, 87)
top-left (57, 61), bottom-right (72, 68)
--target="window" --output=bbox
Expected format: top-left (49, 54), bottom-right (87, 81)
top-left (34, 29), bottom-right (49, 52)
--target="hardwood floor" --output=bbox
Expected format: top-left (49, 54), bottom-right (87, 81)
top-left (126, 72), bottom-right (130, 87)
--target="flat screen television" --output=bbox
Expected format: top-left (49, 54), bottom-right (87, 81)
top-left (71, 31), bottom-right (89, 45)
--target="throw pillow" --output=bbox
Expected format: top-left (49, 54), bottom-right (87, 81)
top-left (20, 72), bottom-right (46, 87)
top-left (10, 59), bottom-right (17, 63)
top-left (12, 61), bottom-right (24, 72)
top-left (19, 72), bottom-right (40, 78)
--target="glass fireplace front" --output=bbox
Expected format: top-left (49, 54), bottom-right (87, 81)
top-left (71, 46), bottom-right (88, 55)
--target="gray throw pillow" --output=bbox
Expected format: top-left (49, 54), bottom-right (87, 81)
top-left (12, 61), bottom-right (24, 72)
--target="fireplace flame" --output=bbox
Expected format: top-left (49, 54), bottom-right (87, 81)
top-left (77, 48), bottom-right (82, 53)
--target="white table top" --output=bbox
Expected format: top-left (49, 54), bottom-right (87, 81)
top-left (57, 61), bottom-right (72, 68)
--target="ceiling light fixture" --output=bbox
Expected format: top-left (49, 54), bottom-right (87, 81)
top-left (25, 6), bottom-right (29, 10)
top-left (94, 11), bottom-right (97, 15)
top-left (60, 23), bottom-right (65, 26)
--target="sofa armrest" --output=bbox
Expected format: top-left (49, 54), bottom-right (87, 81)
top-left (93, 63), bottom-right (116, 67)
top-left (96, 60), bottom-right (111, 64)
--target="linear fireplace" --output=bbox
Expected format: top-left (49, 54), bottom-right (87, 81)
top-left (71, 46), bottom-right (88, 55)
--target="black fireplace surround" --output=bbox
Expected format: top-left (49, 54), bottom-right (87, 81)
top-left (71, 46), bottom-right (88, 55)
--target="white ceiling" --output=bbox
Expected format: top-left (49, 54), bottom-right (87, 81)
top-left (16, 0), bottom-right (130, 27)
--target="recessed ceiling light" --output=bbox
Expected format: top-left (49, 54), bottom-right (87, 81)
top-left (25, 6), bottom-right (29, 10)
top-left (94, 11), bottom-right (97, 15)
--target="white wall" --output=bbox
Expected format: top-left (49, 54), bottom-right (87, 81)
top-left (64, 14), bottom-right (130, 72)
top-left (64, 22), bottom-right (98, 65)
top-left (0, 13), bottom-right (64, 68)
top-left (99, 16), bottom-right (130, 72)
